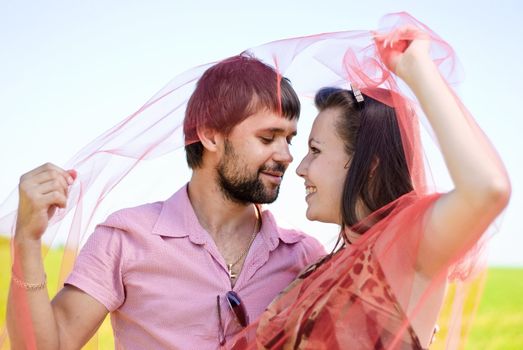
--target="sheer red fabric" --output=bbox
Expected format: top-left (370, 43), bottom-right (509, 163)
top-left (0, 12), bottom-right (505, 349)
top-left (224, 13), bottom-right (505, 350)
top-left (230, 191), bottom-right (492, 349)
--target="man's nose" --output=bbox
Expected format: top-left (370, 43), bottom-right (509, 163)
top-left (274, 141), bottom-right (293, 165)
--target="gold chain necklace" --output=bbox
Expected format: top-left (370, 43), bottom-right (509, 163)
top-left (227, 205), bottom-right (261, 280)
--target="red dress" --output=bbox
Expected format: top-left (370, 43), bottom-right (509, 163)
top-left (231, 194), bottom-right (450, 350)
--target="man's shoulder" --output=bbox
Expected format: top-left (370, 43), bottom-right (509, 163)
top-left (280, 226), bottom-right (324, 254)
top-left (274, 224), bottom-right (308, 244)
top-left (262, 208), bottom-right (324, 252)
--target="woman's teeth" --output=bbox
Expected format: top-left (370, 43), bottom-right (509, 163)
top-left (306, 186), bottom-right (317, 195)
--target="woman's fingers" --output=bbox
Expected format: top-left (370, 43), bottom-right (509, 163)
top-left (373, 25), bottom-right (431, 76)
top-left (25, 163), bottom-right (74, 186)
top-left (374, 25), bottom-right (427, 51)
top-left (20, 166), bottom-right (71, 203)
top-left (16, 163), bottom-right (77, 239)
top-left (38, 177), bottom-right (69, 197)
top-left (41, 190), bottom-right (68, 209)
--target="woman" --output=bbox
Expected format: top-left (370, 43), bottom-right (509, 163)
top-left (231, 27), bottom-right (510, 349)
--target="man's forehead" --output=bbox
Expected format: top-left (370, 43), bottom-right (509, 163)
top-left (241, 111), bottom-right (298, 133)
top-left (261, 126), bottom-right (298, 136)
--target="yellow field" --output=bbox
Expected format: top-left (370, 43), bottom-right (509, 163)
top-left (1, 237), bottom-right (522, 349)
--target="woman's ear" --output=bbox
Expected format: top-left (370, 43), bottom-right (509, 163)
top-left (370, 156), bottom-right (380, 178)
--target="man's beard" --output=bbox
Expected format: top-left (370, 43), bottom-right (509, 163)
top-left (216, 140), bottom-right (286, 205)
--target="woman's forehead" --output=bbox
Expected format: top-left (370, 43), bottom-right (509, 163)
top-left (310, 108), bottom-right (341, 137)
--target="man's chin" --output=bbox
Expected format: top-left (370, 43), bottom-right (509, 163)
top-left (261, 187), bottom-right (280, 204)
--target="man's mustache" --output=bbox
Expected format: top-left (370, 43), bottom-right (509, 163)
top-left (260, 163), bottom-right (287, 175)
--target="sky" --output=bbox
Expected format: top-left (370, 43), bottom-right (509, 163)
top-left (0, 0), bottom-right (521, 266)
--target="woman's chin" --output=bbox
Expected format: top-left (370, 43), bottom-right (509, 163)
top-left (306, 209), bottom-right (325, 223)
top-left (305, 208), bottom-right (316, 221)
top-left (306, 208), bottom-right (339, 225)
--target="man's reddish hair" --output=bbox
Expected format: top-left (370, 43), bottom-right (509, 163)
top-left (184, 54), bottom-right (300, 168)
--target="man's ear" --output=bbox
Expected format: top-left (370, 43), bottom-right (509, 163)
top-left (197, 127), bottom-right (223, 153)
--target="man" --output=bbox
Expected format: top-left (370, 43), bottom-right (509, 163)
top-left (7, 55), bottom-right (325, 349)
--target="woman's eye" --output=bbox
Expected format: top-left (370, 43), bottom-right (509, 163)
top-left (310, 147), bottom-right (320, 154)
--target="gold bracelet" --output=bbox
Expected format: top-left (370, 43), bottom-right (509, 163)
top-left (11, 272), bottom-right (47, 291)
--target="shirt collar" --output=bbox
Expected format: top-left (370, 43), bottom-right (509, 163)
top-left (257, 208), bottom-right (306, 250)
top-left (151, 184), bottom-right (206, 244)
top-left (151, 183), bottom-right (306, 248)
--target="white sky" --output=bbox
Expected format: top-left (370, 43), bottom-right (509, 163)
top-left (1, 0), bottom-right (521, 265)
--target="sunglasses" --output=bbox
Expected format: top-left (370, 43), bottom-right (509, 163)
top-left (217, 291), bottom-right (249, 345)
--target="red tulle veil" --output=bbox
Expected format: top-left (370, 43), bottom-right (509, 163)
top-left (0, 12), bottom-right (504, 349)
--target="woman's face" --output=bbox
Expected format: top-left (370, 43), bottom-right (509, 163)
top-left (296, 108), bottom-right (350, 225)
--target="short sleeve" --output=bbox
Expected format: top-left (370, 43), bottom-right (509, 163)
top-left (65, 224), bottom-right (126, 312)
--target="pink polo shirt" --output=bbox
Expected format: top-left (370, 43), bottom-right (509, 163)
top-left (66, 184), bottom-right (325, 349)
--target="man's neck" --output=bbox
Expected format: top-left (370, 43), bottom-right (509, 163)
top-left (187, 171), bottom-right (259, 241)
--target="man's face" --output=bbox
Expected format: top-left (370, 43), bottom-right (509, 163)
top-left (216, 109), bottom-right (297, 204)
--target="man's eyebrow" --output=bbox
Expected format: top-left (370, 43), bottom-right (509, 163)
top-left (262, 128), bottom-right (298, 137)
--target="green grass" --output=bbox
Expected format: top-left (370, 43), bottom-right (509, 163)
top-left (0, 237), bottom-right (113, 349)
top-left (1, 236), bottom-right (522, 349)
top-left (0, 237), bottom-right (9, 350)
top-left (466, 267), bottom-right (523, 349)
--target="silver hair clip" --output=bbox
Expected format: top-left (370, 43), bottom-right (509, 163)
top-left (350, 83), bottom-right (364, 103)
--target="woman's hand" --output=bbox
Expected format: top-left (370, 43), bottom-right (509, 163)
top-left (15, 163), bottom-right (76, 241)
top-left (374, 26), bottom-right (432, 83)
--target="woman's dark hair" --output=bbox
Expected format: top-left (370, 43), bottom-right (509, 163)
top-left (314, 87), bottom-right (413, 229)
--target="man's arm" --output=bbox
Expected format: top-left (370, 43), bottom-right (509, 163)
top-left (6, 163), bottom-right (108, 349)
